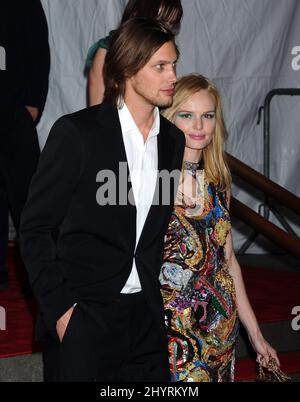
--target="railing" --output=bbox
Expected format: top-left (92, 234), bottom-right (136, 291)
top-left (227, 153), bottom-right (300, 217)
top-left (228, 88), bottom-right (300, 254)
top-left (257, 88), bottom-right (300, 221)
top-left (257, 88), bottom-right (300, 185)
top-left (230, 197), bottom-right (300, 259)
top-left (226, 153), bottom-right (300, 256)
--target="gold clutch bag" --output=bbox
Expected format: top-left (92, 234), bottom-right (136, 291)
top-left (257, 357), bottom-right (291, 382)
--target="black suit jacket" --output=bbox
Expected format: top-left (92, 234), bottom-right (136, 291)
top-left (20, 103), bottom-right (185, 340)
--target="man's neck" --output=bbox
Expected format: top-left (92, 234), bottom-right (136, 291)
top-left (124, 96), bottom-right (155, 143)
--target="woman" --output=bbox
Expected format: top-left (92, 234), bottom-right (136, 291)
top-left (86, 0), bottom-right (183, 106)
top-left (159, 74), bottom-right (279, 382)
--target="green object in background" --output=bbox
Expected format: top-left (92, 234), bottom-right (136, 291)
top-left (85, 30), bottom-right (115, 67)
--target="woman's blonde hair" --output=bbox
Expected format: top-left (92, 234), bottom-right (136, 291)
top-left (162, 74), bottom-right (231, 192)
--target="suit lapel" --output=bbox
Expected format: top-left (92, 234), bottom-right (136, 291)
top-left (96, 104), bottom-right (128, 168)
top-left (137, 117), bottom-right (178, 251)
top-left (96, 104), bottom-right (136, 251)
top-left (157, 116), bottom-right (175, 172)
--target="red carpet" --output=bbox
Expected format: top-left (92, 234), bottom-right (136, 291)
top-left (0, 245), bottom-right (42, 358)
top-left (242, 266), bottom-right (300, 323)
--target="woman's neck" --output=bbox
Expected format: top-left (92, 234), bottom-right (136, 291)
top-left (183, 148), bottom-right (202, 164)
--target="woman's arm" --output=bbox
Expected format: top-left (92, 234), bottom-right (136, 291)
top-left (88, 48), bottom-right (107, 106)
top-left (225, 190), bottom-right (280, 367)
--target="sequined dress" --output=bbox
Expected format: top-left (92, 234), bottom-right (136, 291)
top-left (159, 162), bottom-right (239, 382)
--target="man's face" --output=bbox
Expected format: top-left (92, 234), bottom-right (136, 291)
top-left (126, 41), bottom-right (178, 108)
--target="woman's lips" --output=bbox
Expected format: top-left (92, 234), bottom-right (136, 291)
top-left (189, 133), bottom-right (206, 140)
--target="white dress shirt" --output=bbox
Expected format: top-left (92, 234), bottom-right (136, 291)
top-left (118, 103), bottom-right (159, 293)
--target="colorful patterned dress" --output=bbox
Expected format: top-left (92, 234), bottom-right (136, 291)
top-left (159, 162), bottom-right (239, 382)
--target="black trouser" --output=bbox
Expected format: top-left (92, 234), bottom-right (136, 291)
top-left (0, 106), bottom-right (40, 281)
top-left (43, 292), bottom-right (170, 382)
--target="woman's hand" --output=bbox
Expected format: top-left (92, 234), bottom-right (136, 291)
top-left (248, 332), bottom-right (280, 368)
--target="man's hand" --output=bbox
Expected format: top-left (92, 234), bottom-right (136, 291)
top-left (25, 105), bottom-right (39, 122)
top-left (56, 306), bottom-right (75, 343)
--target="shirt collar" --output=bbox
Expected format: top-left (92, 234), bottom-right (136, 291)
top-left (118, 103), bottom-right (160, 138)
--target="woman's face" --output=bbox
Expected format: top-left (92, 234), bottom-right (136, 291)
top-left (173, 90), bottom-right (216, 153)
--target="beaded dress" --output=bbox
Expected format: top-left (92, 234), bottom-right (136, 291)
top-left (159, 161), bottom-right (239, 382)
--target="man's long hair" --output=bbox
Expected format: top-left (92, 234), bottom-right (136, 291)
top-left (103, 18), bottom-right (177, 108)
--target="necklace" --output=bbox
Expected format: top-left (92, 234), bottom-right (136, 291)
top-left (175, 161), bottom-right (205, 216)
top-left (182, 161), bottom-right (200, 177)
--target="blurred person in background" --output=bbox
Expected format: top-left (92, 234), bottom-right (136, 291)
top-left (0, 0), bottom-right (50, 290)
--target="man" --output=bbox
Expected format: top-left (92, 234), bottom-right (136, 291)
top-left (20, 19), bottom-right (185, 382)
top-left (0, 0), bottom-right (50, 289)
